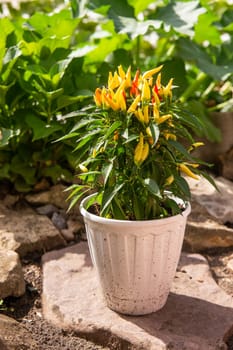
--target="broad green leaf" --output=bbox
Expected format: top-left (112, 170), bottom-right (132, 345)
top-left (173, 175), bottom-right (191, 199)
top-left (143, 178), bottom-right (161, 198)
top-left (0, 129), bottom-right (20, 147)
top-left (163, 197), bottom-right (181, 216)
top-left (177, 38), bottom-right (233, 80)
top-left (127, 0), bottom-right (155, 16)
top-left (25, 113), bottom-right (62, 141)
top-left (84, 36), bottom-right (127, 65)
top-left (162, 59), bottom-right (188, 98)
top-left (89, 0), bottom-right (134, 17)
top-left (2, 46), bottom-right (21, 82)
top-left (156, 1), bottom-right (205, 36)
top-left (11, 157), bottom-right (36, 185)
top-left (167, 139), bottom-right (193, 160)
top-left (110, 15), bottom-right (161, 39)
top-left (194, 12), bottom-right (221, 45)
top-left (57, 95), bottom-right (92, 110)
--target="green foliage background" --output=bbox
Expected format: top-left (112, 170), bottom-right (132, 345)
top-left (0, 0), bottom-right (232, 192)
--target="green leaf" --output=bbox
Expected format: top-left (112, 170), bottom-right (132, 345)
top-left (66, 186), bottom-right (90, 211)
top-left (133, 190), bottom-right (144, 220)
top-left (143, 178), bottom-right (161, 198)
top-left (167, 139), bottom-right (193, 160)
top-left (174, 175), bottom-right (191, 199)
top-left (102, 159), bottom-right (114, 185)
top-left (177, 38), bottom-right (233, 80)
top-left (111, 197), bottom-right (127, 220)
top-left (156, 1), bottom-right (205, 36)
top-left (110, 15), bottom-right (161, 39)
top-left (74, 129), bottom-right (102, 151)
top-left (194, 12), bottom-right (221, 45)
top-left (25, 113), bottom-right (61, 141)
top-left (148, 123), bottom-right (160, 148)
top-left (0, 128), bottom-right (20, 147)
top-left (103, 121), bottom-right (122, 140)
top-left (127, 0), bottom-right (155, 16)
top-left (101, 182), bottom-right (125, 216)
top-left (183, 100), bottom-right (221, 142)
top-left (163, 197), bottom-right (181, 216)
top-left (89, 0), bottom-right (134, 17)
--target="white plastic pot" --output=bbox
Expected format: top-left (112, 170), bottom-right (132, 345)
top-left (80, 194), bottom-right (191, 315)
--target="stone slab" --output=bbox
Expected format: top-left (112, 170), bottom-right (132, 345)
top-left (0, 204), bottom-right (66, 257)
top-left (185, 176), bottom-right (233, 251)
top-left (42, 242), bottom-right (233, 350)
top-left (0, 314), bottom-right (38, 350)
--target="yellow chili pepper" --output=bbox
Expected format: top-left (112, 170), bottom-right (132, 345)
top-left (153, 104), bottom-right (160, 121)
top-left (94, 88), bottom-right (102, 107)
top-left (134, 133), bottom-right (150, 166)
top-left (164, 133), bottom-right (177, 140)
top-left (134, 132), bottom-right (144, 166)
top-left (188, 142), bottom-right (204, 152)
top-left (127, 95), bottom-right (141, 113)
top-left (156, 73), bottom-right (161, 89)
top-left (163, 78), bottom-right (173, 99)
top-left (79, 164), bottom-right (88, 173)
top-left (118, 91), bottom-right (126, 111)
top-left (179, 163), bottom-right (199, 180)
top-left (113, 131), bottom-right (119, 141)
top-left (165, 175), bottom-right (174, 186)
top-left (157, 114), bottom-right (172, 125)
top-left (125, 66), bottom-right (131, 88)
top-left (137, 108), bottom-right (146, 123)
top-left (142, 65), bottom-right (163, 80)
top-left (118, 65), bottom-right (125, 80)
top-left (143, 105), bottom-right (149, 124)
top-left (114, 80), bottom-right (126, 101)
top-left (141, 79), bottom-right (151, 101)
top-left (140, 142), bottom-right (149, 163)
top-left (152, 90), bottom-right (161, 106)
top-left (108, 71), bottom-right (120, 90)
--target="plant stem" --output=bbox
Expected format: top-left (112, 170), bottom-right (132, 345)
top-left (135, 36), bottom-right (141, 67)
top-left (208, 98), bottom-right (233, 112)
top-left (179, 71), bottom-right (208, 103)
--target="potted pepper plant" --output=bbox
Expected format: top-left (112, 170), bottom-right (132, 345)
top-left (64, 65), bottom-right (214, 315)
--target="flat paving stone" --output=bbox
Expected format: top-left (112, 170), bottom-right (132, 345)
top-left (42, 242), bottom-right (233, 350)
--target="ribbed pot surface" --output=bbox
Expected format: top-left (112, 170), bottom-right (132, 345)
top-left (80, 195), bottom-right (191, 315)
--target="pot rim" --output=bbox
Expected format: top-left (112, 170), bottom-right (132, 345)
top-left (80, 193), bottom-right (191, 226)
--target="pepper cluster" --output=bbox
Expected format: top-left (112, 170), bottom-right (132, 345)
top-left (94, 65), bottom-right (202, 180)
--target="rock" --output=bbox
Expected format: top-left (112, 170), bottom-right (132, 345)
top-left (0, 250), bottom-right (25, 299)
top-left (51, 212), bottom-right (67, 230)
top-left (61, 218), bottom-right (84, 242)
top-left (0, 205), bottom-right (66, 257)
top-left (184, 176), bottom-right (233, 251)
top-left (60, 228), bottom-right (75, 242)
top-left (219, 146), bottom-right (233, 181)
top-left (0, 314), bottom-right (38, 350)
top-left (36, 204), bottom-right (58, 217)
top-left (2, 194), bottom-right (19, 208)
top-left (42, 242), bottom-right (233, 350)
top-left (25, 184), bottom-right (71, 211)
top-left (193, 112), bottom-right (233, 163)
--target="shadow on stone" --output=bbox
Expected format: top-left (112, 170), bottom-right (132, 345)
top-left (42, 243), bottom-right (233, 349)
